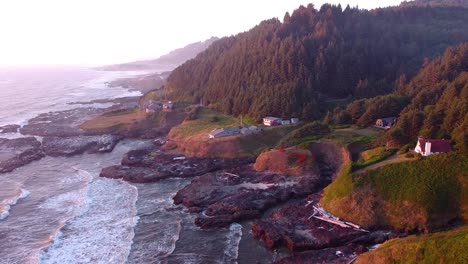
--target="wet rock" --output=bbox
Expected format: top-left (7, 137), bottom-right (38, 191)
top-left (173, 169), bottom-right (329, 229)
top-left (100, 165), bottom-right (171, 183)
top-left (0, 124), bottom-right (20, 134)
top-left (252, 195), bottom-right (364, 252)
top-left (0, 137), bottom-right (45, 173)
top-left (20, 107), bottom-right (108, 137)
top-left (100, 149), bottom-right (254, 183)
top-left (252, 194), bottom-right (400, 254)
top-left (274, 245), bottom-right (358, 264)
top-left (42, 135), bottom-right (122, 157)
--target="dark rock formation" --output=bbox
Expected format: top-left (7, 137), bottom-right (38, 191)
top-left (0, 124), bottom-right (20, 134)
top-left (100, 148), bottom-right (254, 183)
top-left (173, 169), bottom-right (329, 229)
top-left (20, 107), bottom-right (109, 137)
top-left (252, 194), bottom-right (399, 258)
top-left (0, 137), bottom-right (45, 173)
top-left (274, 245), bottom-right (358, 264)
top-left (42, 135), bottom-right (122, 157)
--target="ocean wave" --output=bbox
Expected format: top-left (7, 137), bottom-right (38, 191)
top-left (222, 223), bottom-right (243, 264)
top-left (126, 187), bottom-right (182, 264)
top-left (0, 188), bottom-right (30, 220)
top-left (157, 253), bottom-right (223, 264)
top-left (40, 178), bottom-right (139, 264)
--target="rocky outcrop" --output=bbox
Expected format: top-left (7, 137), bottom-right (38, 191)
top-left (173, 168), bottom-right (329, 229)
top-left (42, 135), bottom-right (122, 157)
top-left (20, 107), bottom-right (108, 137)
top-left (0, 137), bottom-right (45, 173)
top-left (252, 194), bottom-right (400, 260)
top-left (274, 245), bottom-right (358, 264)
top-left (99, 148), bottom-right (254, 183)
top-left (0, 124), bottom-right (20, 134)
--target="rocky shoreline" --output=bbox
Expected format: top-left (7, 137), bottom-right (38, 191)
top-left (0, 137), bottom-right (45, 173)
top-left (1, 96), bottom-right (402, 263)
top-left (0, 99), bottom-right (139, 173)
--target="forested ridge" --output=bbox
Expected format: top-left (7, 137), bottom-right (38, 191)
top-left (166, 3), bottom-right (468, 120)
top-left (401, 0), bottom-right (468, 8)
top-left (390, 43), bottom-right (468, 154)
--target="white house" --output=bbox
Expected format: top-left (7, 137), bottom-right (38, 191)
top-left (209, 127), bottom-right (241, 139)
top-left (414, 137), bottom-right (452, 156)
top-left (263, 117), bottom-right (282, 126)
top-left (241, 126), bottom-right (261, 135)
top-left (281, 119), bottom-right (291, 125)
top-left (291, 118), bottom-right (300, 124)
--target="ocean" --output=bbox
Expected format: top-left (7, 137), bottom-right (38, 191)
top-left (0, 66), bottom-right (273, 264)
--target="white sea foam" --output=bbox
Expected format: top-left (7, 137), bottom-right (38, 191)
top-left (126, 186), bottom-right (183, 264)
top-left (222, 223), bottom-right (243, 264)
top-left (0, 188), bottom-right (30, 220)
top-left (40, 178), bottom-right (139, 264)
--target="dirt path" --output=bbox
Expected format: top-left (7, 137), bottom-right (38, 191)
top-left (354, 154), bottom-right (416, 174)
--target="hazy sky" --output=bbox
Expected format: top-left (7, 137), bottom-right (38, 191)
top-left (0, 0), bottom-right (402, 66)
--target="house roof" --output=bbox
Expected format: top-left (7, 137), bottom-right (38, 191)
top-left (417, 137), bottom-right (452, 153)
top-left (209, 127), bottom-right (240, 136)
top-left (378, 117), bottom-right (397, 122)
top-left (209, 128), bottom-right (225, 136)
top-left (263, 117), bottom-right (281, 121)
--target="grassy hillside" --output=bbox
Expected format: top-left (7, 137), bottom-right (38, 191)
top-left (356, 226), bottom-right (468, 264)
top-left (321, 153), bottom-right (468, 231)
top-left (167, 107), bottom-right (299, 158)
top-left (168, 108), bottom-right (239, 141)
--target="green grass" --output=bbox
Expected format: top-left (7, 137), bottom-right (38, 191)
top-left (353, 148), bottom-right (396, 171)
top-left (237, 125), bottom-right (297, 156)
top-left (321, 164), bottom-right (354, 205)
top-left (276, 122), bottom-right (331, 148)
top-left (357, 226), bottom-right (468, 264)
top-left (362, 154), bottom-right (466, 217)
top-left (322, 153), bottom-right (468, 231)
top-left (170, 108), bottom-right (239, 139)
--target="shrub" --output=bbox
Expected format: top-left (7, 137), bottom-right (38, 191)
top-left (398, 144), bottom-right (412, 154)
top-left (211, 116), bottom-right (220, 123)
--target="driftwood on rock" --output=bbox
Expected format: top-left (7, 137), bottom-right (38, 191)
top-left (309, 206), bottom-right (369, 232)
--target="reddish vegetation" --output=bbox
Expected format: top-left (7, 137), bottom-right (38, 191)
top-left (254, 148), bottom-right (315, 176)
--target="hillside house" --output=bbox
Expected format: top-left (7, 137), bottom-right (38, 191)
top-left (414, 137), bottom-right (452, 156)
top-left (163, 102), bottom-right (174, 112)
top-left (291, 118), bottom-right (300, 124)
top-left (209, 127), bottom-right (241, 139)
top-left (144, 101), bottom-right (162, 113)
top-left (263, 117), bottom-right (282, 126)
top-left (375, 117), bottom-right (397, 129)
top-left (241, 126), bottom-right (261, 135)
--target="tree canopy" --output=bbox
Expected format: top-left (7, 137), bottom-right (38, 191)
top-left (166, 4), bottom-right (468, 121)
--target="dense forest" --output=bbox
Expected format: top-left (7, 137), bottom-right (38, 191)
top-left (401, 0), bottom-right (468, 8)
top-left (328, 43), bottom-right (467, 153)
top-left (166, 4), bottom-right (468, 120)
top-left (390, 43), bottom-right (468, 154)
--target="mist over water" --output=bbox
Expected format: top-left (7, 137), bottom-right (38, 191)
top-left (0, 67), bottom-right (274, 264)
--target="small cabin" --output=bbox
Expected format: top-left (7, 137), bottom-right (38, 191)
top-left (241, 126), bottom-right (261, 135)
top-left (414, 137), bottom-right (452, 156)
top-left (375, 117), bottom-right (397, 129)
top-left (209, 127), bottom-right (241, 139)
top-left (263, 117), bottom-right (282, 126)
top-left (144, 101), bottom-right (162, 113)
top-left (291, 118), bottom-right (300, 124)
top-left (281, 120), bottom-right (291, 125)
top-left (163, 102), bottom-right (174, 112)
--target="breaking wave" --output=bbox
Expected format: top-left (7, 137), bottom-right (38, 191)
top-left (0, 188), bottom-right (30, 220)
